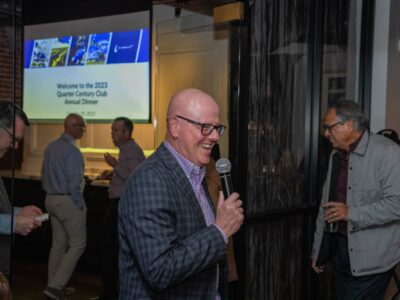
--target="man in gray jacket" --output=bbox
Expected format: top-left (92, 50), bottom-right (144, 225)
top-left (311, 100), bottom-right (400, 299)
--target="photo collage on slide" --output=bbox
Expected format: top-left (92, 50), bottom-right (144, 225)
top-left (24, 28), bottom-right (149, 69)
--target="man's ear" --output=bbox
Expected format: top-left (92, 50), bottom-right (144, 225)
top-left (168, 117), bottom-right (180, 138)
top-left (346, 119), bottom-right (354, 130)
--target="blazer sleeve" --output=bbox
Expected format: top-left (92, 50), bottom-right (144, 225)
top-left (119, 166), bottom-right (227, 292)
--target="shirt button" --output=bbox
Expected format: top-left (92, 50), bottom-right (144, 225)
top-left (348, 186), bottom-right (351, 190)
top-left (350, 248), bottom-right (353, 252)
top-left (349, 167), bottom-right (353, 170)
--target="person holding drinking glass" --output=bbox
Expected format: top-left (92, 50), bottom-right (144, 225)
top-left (311, 100), bottom-right (400, 299)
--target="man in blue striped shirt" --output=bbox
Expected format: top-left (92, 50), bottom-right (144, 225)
top-left (41, 113), bottom-right (87, 300)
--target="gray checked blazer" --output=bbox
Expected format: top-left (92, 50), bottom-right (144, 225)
top-left (118, 143), bottom-right (228, 299)
top-left (0, 178), bottom-right (12, 275)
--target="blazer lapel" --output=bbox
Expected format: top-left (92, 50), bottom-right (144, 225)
top-left (158, 144), bottom-right (207, 226)
top-left (0, 178), bottom-right (11, 214)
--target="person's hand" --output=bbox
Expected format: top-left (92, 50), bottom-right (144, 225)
top-left (0, 272), bottom-right (10, 300)
top-left (104, 153), bottom-right (117, 168)
top-left (17, 205), bottom-right (42, 217)
top-left (99, 169), bottom-right (112, 179)
top-left (324, 202), bottom-right (348, 222)
top-left (215, 192), bottom-right (244, 238)
top-left (311, 258), bottom-right (325, 274)
top-left (14, 215), bottom-right (41, 236)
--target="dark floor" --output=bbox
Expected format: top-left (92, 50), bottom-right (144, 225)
top-left (10, 257), bottom-right (102, 300)
top-left (9, 256), bottom-right (400, 300)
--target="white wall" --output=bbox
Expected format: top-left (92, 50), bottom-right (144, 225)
top-left (385, 0), bottom-right (400, 133)
top-left (370, 0), bottom-right (390, 132)
top-left (153, 10), bottom-right (229, 156)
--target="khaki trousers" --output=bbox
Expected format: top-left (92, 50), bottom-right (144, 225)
top-left (45, 195), bottom-right (86, 289)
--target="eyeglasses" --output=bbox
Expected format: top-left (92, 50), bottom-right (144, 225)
top-left (322, 121), bottom-right (344, 131)
top-left (72, 123), bottom-right (86, 129)
top-left (175, 115), bottom-right (226, 136)
top-left (0, 124), bottom-right (21, 143)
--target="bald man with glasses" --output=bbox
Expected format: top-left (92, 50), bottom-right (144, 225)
top-left (119, 88), bottom-right (244, 300)
top-left (41, 113), bottom-right (87, 300)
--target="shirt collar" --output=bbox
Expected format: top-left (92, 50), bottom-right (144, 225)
top-left (119, 139), bottom-right (133, 151)
top-left (61, 132), bottom-right (76, 145)
top-left (334, 130), bottom-right (366, 158)
top-left (349, 130), bottom-right (365, 153)
top-left (164, 141), bottom-right (205, 184)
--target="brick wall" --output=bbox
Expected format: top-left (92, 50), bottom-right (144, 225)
top-left (0, 3), bottom-right (22, 104)
top-left (0, 3), bottom-right (23, 169)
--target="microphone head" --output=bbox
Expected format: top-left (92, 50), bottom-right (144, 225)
top-left (215, 158), bottom-right (231, 174)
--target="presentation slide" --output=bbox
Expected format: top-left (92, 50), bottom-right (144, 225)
top-left (23, 12), bottom-right (150, 122)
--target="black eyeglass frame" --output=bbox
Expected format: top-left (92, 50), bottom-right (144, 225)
top-left (322, 121), bottom-right (344, 131)
top-left (0, 124), bottom-right (20, 143)
top-left (175, 115), bottom-right (226, 136)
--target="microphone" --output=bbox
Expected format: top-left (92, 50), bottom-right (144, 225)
top-left (215, 158), bottom-right (233, 199)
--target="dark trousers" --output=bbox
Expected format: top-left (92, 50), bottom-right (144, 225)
top-left (101, 198), bottom-right (119, 300)
top-left (331, 234), bottom-right (393, 300)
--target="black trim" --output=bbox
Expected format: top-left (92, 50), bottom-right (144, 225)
top-left (358, 0), bottom-right (375, 119)
top-left (228, 3), bottom-right (250, 299)
top-left (22, 0), bottom-right (151, 25)
top-left (304, 0), bottom-right (325, 297)
top-left (9, 0), bottom-right (19, 283)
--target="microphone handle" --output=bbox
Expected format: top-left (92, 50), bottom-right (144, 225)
top-left (219, 172), bottom-right (233, 199)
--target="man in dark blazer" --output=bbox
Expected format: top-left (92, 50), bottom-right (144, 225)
top-left (0, 101), bottom-right (42, 277)
top-left (119, 88), bottom-right (244, 299)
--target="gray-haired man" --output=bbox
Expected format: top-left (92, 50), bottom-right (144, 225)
top-left (311, 100), bottom-right (400, 299)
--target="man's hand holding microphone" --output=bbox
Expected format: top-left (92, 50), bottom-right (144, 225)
top-left (214, 158), bottom-right (244, 238)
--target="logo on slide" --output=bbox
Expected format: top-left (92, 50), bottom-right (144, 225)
top-left (107, 30), bottom-right (141, 64)
top-left (114, 44), bottom-right (134, 53)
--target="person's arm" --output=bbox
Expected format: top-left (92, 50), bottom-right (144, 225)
top-left (311, 204), bottom-right (326, 257)
top-left (119, 170), bottom-right (227, 292)
top-left (310, 172), bottom-right (331, 273)
top-left (214, 191), bottom-right (243, 239)
top-left (65, 149), bottom-right (85, 208)
top-left (113, 148), bottom-right (144, 181)
top-left (0, 214), bottom-right (12, 235)
top-left (104, 153), bottom-right (117, 168)
top-left (348, 144), bottom-right (400, 230)
top-left (0, 212), bottom-right (40, 236)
